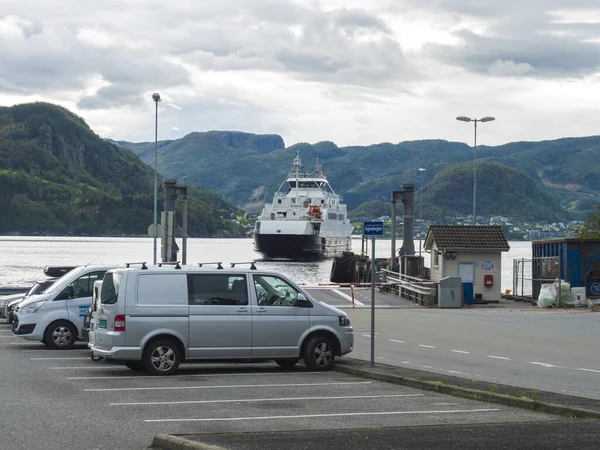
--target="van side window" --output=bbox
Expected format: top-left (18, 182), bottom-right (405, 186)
top-left (101, 273), bottom-right (120, 305)
top-left (187, 274), bottom-right (248, 306)
top-left (253, 275), bottom-right (301, 306)
top-left (60, 271), bottom-right (106, 301)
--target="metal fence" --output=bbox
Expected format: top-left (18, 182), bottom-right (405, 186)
top-left (512, 256), bottom-right (560, 299)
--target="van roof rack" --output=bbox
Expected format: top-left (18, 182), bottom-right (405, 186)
top-left (197, 262), bottom-right (223, 270)
top-left (158, 261), bottom-right (182, 269)
top-left (125, 262), bottom-right (148, 269)
top-left (230, 262), bottom-right (257, 270)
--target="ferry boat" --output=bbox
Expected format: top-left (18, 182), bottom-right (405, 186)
top-left (253, 151), bottom-right (353, 260)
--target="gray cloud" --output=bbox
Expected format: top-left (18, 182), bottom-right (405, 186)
top-left (425, 29), bottom-right (600, 77)
top-left (407, 0), bottom-right (600, 77)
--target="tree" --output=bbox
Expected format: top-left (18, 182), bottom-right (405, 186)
top-left (577, 206), bottom-right (600, 238)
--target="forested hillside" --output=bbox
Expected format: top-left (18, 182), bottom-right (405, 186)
top-left (123, 132), bottom-right (600, 222)
top-left (0, 103), bottom-right (246, 236)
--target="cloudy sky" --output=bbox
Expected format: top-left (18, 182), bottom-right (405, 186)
top-left (2, 0), bottom-right (600, 147)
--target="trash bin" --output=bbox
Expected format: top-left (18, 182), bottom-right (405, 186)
top-left (585, 268), bottom-right (600, 298)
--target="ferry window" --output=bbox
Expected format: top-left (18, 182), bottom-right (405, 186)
top-left (278, 199), bottom-right (281, 204)
top-left (292, 198), bottom-right (296, 203)
top-left (188, 274), bottom-right (248, 306)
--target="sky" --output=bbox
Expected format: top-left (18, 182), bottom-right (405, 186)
top-left (2, 0), bottom-right (600, 148)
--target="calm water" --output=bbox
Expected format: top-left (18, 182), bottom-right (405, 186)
top-left (0, 236), bottom-right (531, 291)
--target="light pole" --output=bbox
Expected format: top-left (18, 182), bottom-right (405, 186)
top-left (456, 115), bottom-right (495, 225)
top-left (152, 92), bottom-right (161, 265)
top-left (418, 168), bottom-right (426, 254)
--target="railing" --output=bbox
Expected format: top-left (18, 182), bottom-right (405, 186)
top-left (380, 269), bottom-right (437, 306)
top-left (0, 286), bottom-right (30, 296)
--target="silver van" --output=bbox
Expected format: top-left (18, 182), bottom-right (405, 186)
top-left (90, 263), bottom-right (354, 375)
top-left (13, 265), bottom-right (117, 349)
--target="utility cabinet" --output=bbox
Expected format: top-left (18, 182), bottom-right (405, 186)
top-left (438, 276), bottom-right (462, 308)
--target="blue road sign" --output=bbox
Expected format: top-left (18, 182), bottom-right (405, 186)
top-left (363, 221), bottom-right (384, 236)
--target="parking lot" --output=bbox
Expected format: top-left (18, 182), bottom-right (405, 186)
top-left (0, 321), bottom-right (564, 450)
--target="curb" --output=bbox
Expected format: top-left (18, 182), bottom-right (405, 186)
top-left (333, 363), bottom-right (600, 420)
top-left (152, 434), bottom-right (227, 450)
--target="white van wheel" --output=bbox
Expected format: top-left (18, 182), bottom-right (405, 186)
top-left (303, 336), bottom-right (334, 371)
top-left (142, 340), bottom-right (181, 375)
top-left (44, 321), bottom-right (76, 350)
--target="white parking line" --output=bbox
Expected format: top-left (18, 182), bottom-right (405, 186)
top-left (389, 339), bottom-right (405, 344)
top-left (486, 355), bottom-right (511, 361)
top-left (111, 393), bottom-right (423, 406)
top-left (31, 357), bottom-right (90, 360)
top-left (451, 350), bottom-right (470, 354)
top-left (145, 408), bottom-right (501, 423)
top-left (332, 289), bottom-right (365, 306)
top-left (10, 342), bottom-right (42, 346)
top-left (86, 381), bottom-right (372, 392)
top-left (50, 366), bottom-right (129, 370)
top-left (68, 371), bottom-right (322, 380)
top-left (529, 362), bottom-right (561, 368)
top-left (579, 368), bottom-right (600, 373)
top-left (419, 345), bottom-right (435, 349)
top-left (23, 349), bottom-right (89, 353)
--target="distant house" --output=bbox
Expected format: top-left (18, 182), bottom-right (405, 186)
top-left (424, 225), bottom-right (510, 303)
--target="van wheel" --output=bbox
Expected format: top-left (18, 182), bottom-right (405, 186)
top-left (142, 340), bottom-right (181, 375)
top-left (303, 336), bottom-right (334, 371)
top-left (125, 361), bottom-right (145, 371)
top-left (44, 321), bottom-right (76, 350)
top-left (275, 358), bottom-right (299, 369)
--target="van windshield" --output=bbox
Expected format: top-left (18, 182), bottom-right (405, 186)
top-left (101, 272), bottom-right (121, 304)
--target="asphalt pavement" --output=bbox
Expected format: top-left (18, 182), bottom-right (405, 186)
top-left (310, 287), bottom-right (600, 401)
top-left (0, 320), bottom-right (579, 450)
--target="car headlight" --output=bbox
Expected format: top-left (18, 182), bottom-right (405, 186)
top-left (20, 301), bottom-right (45, 315)
top-left (339, 315), bottom-right (351, 326)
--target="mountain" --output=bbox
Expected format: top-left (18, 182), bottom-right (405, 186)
top-left (0, 102), bottom-right (246, 237)
top-left (123, 133), bottom-right (600, 222)
top-left (347, 162), bottom-right (570, 223)
top-left (420, 161), bottom-right (571, 222)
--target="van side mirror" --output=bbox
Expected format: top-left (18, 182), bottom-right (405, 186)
top-left (294, 293), bottom-right (312, 308)
top-left (55, 285), bottom-right (74, 301)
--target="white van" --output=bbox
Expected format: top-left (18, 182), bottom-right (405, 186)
top-left (12, 265), bottom-right (117, 349)
top-left (90, 263), bottom-right (354, 375)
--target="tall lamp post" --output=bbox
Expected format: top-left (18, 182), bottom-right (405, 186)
top-left (456, 115), bottom-right (495, 225)
top-left (418, 168), bottom-right (426, 254)
top-left (152, 92), bottom-right (161, 265)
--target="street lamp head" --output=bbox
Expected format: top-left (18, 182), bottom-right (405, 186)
top-left (456, 116), bottom-right (472, 122)
top-left (152, 92), bottom-right (161, 102)
top-left (480, 116), bottom-right (495, 122)
top-left (418, 168), bottom-right (426, 172)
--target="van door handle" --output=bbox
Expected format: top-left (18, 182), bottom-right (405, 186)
top-left (236, 307), bottom-right (248, 313)
top-left (255, 308), bottom-right (267, 313)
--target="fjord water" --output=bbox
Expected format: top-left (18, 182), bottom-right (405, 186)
top-left (0, 236), bottom-right (531, 291)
